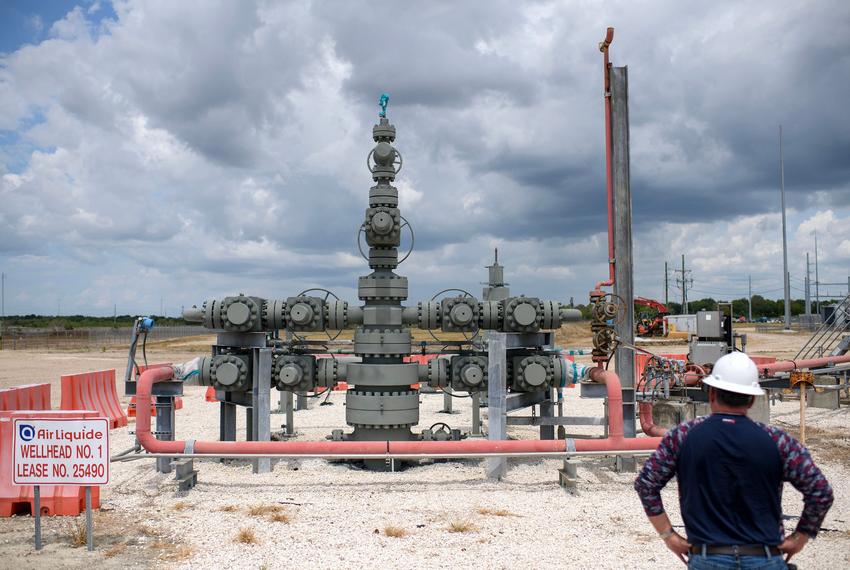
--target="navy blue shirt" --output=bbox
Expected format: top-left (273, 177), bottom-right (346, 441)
top-left (635, 413), bottom-right (833, 544)
top-left (677, 414), bottom-right (782, 545)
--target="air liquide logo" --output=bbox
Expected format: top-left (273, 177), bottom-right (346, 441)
top-left (18, 423), bottom-right (35, 442)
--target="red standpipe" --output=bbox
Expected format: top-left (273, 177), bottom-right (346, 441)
top-left (594, 26), bottom-right (616, 291)
top-left (135, 366), bottom-right (661, 457)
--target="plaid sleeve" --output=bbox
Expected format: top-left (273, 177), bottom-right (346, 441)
top-left (634, 417), bottom-right (705, 516)
top-left (760, 424), bottom-right (834, 537)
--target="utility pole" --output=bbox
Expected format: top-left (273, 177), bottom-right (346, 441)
top-left (674, 254), bottom-right (693, 314)
top-left (815, 232), bottom-right (820, 316)
top-left (779, 125), bottom-right (791, 330)
top-left (805, 253), bottom-right (812, 317)
top-left (1, 272), bottom-right (5, 339)
top-left (746, 275), bottom-right (752, 321)
top-left (664, 261), bottom-right (669, 306)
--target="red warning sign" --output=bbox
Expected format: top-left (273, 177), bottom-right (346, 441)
top-left (13, 418), bottom-right (109, 485)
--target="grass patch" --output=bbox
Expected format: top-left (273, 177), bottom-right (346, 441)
top-left (248, 504), bottom-right (282, 516)
top-left (477, 507), bottom-right (514, 517)
top-left (235, 527), bottom-right (260, 545)
top-left (269, 512), bottom-right (291, 524)
top-left (159, 544), bottom-right (196, 561)
top-left (65, 519), bottom-right (87, 547)
top-left (218, 504), bottom-right (239, 513)
top-left (448, 520), bottom-right (477, 533)
top-left (136, 523), bottom-right (162, 537)
top-left (103, 543), bottom-right (127, 558)
top-left (384, 525), bottom-right (408, 538)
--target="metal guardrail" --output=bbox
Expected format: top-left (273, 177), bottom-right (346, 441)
top-left (795, 295), bottom-right (850, 360)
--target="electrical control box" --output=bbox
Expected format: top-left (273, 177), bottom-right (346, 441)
top-left (696, 310), bottom-right (722, 339)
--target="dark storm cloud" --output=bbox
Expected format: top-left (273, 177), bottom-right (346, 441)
top-left (2, 0), bottom-right (850, 314)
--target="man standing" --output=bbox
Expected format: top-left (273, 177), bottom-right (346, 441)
top-left (634, 352), bottom-right (834, 568)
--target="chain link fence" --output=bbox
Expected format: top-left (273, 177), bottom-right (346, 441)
top-left (0, 325), bottom-right (208, 350)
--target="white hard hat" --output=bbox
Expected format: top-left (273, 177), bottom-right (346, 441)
top-left (702, 352), bottom-right (765, 396)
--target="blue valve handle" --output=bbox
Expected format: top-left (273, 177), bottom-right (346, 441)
top-left (378, 92), bottom-right (390, 118)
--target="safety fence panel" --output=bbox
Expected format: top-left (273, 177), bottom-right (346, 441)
top-left (0, 384), bottom-right (51, 412)
top-left (60, 369), bottom-right (128, 428)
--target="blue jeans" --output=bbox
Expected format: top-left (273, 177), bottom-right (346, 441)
top-left (688, 553), bottom-right (787, 569)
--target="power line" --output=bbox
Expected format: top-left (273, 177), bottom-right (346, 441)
top-left (674, 254), bottom-right (693, 313)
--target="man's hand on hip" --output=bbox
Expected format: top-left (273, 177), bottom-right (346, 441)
top-left (663, 532), bottom-right (692, 564)
top-left (778, 532), bottom-right (809, 561)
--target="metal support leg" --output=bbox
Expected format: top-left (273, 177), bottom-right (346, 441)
top-left (441, 386), bottom-right (454, 413)
top-left (34, 485), bottom-right (42, 550)
top-left (85, 486), bottom-right (93, 551)
top-left (486, 332), bottom-right (507, 480)
top-left (155, 396), bottom-right (174, 473)
top-left (246, 407), bottom-right (253, 441)
top-left (539, 398), bottom-right (554, 440)
top-left (285, 392), bottom-right (295, 436)
top-left (471, 392), bottom-right (481, 436)
top-left (220, 402), bottom-right (237, 441)
top-left (252, 348), bottom-right (272, 474)
top-left (296, 392), bottom-right (308, 410)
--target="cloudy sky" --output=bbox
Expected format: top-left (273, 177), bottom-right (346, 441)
top-left (1, 0), bottom-right (849, 317)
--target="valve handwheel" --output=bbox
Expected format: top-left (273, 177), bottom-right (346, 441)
top-left (428, 288), bottom-right (479, 344)
top-left (295, 288), bottom-right (344, 341)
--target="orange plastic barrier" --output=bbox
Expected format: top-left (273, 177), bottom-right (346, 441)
top-left (127, 364), bottom-right (183, 416)
top-left (0, 410), bottom-right (101, 516)
top-left (61, 369), bottom-right (127, 429)
top-left (205, 386), bottom-right (217, 402)
top-left (0, 384), bottom-right (51, 411)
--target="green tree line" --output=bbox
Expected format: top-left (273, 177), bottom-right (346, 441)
top-left (0, 314), bottom-right (187, 330)
top-left (571, 295), bottom-right (821, 321)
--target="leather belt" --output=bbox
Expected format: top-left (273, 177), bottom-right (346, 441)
top-left (690, 544), bottom-right (781, 557)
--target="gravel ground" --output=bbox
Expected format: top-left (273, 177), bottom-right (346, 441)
top-left (1, 335), bottom-right (848, 569)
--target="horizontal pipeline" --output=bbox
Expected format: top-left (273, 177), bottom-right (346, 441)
top-left (135, 365), bottom-right (662, 456)
top-left (111, 449), bottom-right (656, 462)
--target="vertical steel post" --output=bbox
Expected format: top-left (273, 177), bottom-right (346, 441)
top-left (682, 254), bottom-right (688, 313)
top-left (486, 332), bottom-right (507, 480)
top-left (85, 486), bottom-right (93, 551)
top-left (252, 347), bottom-right (272, 474)
top-left (34, 485), bottom-right (42, 550)
top-left (155, 396), bottom-right (174, 473)
top-left (610, 65), bottom-right (636, 440)
top-left (664, 262), bottom-right (668, 306)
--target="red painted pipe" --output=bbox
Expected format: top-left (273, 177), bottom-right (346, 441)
top-left (758, 353), bottom-right (850, 377)
top-left (136, 367), bottom-right (388, 455)
top-left (639, 402), bottom-right (667, 437)
top-left (135, 365), bottom-right (661, 457)
top-left (594, 26), bottom-right (616, 290)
